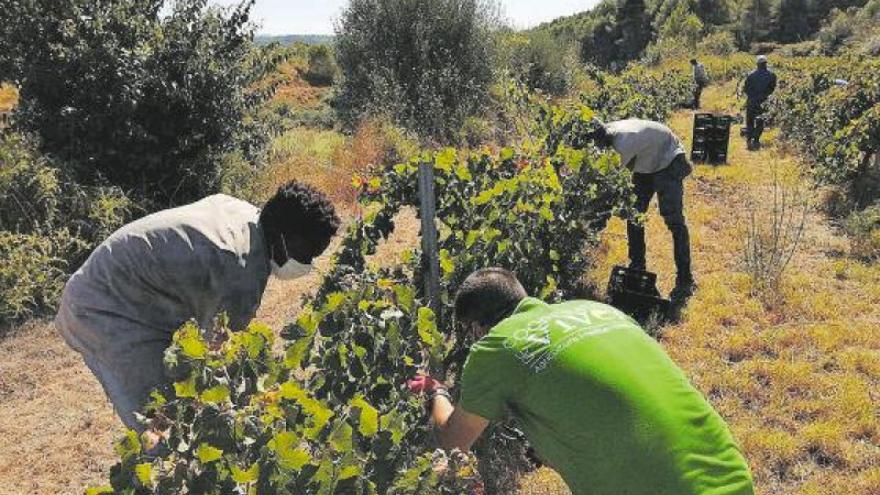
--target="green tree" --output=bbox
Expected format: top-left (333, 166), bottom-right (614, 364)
top-left (0, 0), bottom-right (280, 207)
top-left (774, 0), bottom-right (813, 42)
top-left (334, 0), bottom-right (498, 142)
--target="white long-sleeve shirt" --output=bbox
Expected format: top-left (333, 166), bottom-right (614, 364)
top-left (55, 194), bottom-right (271, 356)
top-left (607, 119), bottom-right (686, 175)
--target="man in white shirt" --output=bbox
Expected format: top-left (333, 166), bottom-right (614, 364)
top-left (588, 119), bottom-right (695, 302)
top-left (55, 181), bottom-right (340, 431)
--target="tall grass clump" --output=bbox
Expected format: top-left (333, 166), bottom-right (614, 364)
top-left (742, 173), bottom-right (809, 305)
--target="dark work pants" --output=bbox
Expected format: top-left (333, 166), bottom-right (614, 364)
top-left (693, 83), bottom-right (705, 109)
top-left (746, 100), bottom-right (766, 142)
top-left (627, 154), bottom-right (693, 284)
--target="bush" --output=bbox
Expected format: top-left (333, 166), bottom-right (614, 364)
top-left (698, 31), bottom-right (738, 56)
top-left (502, 31), bottom-right (574, 96)
top-left (844, 204), bottom-right (880, 261)
top-left (304, 45), bottom-right (338, 86)
top-left (334, 0), bottom-right (498, 142)
top-left (0, 132), bottom-right (130, 323)
top-left (0, 0), bottom-right (281, 207)
top-left (0, 232), bottom-right (69, 325)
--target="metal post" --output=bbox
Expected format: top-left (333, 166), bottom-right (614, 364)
top-left (417, 161), bottom-right (442, 326)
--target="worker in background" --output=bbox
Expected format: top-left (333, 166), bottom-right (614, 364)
top-left (742, 55), bottom-right (777, 150)
top-left (408, 268), bottom-right (755, 495)
top-left (587, 118), bottom-right (696, 303)
top-left (55, 181), bottom-right (340, 432)
top-left (691, 58), bottom-right (709, 109)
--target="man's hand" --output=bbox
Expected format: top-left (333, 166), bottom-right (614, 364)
top-left (406, 375), bottom-right (445, 395)
top-left (405, 374), bottom-right (489, 452)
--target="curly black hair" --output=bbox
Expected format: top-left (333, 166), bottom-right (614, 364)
top-left (260, 180), bottom-right (341, 264)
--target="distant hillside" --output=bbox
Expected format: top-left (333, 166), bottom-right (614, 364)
top-left (255, 34), bottom-right (334, 46)
top-left (530, 0), bottom-right (872, 68)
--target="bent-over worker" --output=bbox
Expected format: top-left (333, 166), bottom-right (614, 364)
top-left (589, 118), bottom-right (696, 302)
top-left (55, 181), bottom-right (340, 431)
top-left (408, 268), bottom-right (755, 495)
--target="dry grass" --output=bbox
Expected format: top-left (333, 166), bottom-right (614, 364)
top-left (564, 83), bottom-right (880, 495)
top-left (255, 119), bottom-right (414, 212)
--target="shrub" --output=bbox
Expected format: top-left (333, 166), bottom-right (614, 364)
top-left (334, 0), bottom-right (498, 142)
top-left (844, 204), bottom-right (880, 261)
top-left (503, 31), bottom-right (575, 96)
top-left (742, 174), bottom-right (809, 306)
top-left (0, 0), bottom-right (281, 207)
top-left (304, 45), bottom-right (338, 87)
top-left (0, 132), bottom-right (130, 323)
top-left (0, 232), bottom-right (69, 325)
top-left (698, 31), bottom-right (738, 56)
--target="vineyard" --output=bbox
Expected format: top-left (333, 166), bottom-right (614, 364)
top-left (0, 9), bottom-right (878, 489)
top-left (70, 53), bottom-right (880, 494)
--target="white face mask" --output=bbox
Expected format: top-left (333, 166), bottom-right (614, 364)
top-left (270, 258), bottom-right (312, 280)
top-left (270, 234), bottom-right (313, 280)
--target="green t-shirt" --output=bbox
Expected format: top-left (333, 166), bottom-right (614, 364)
top-left (460, 298), bottom-right (754, 495)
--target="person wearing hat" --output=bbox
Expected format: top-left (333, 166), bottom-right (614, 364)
top-left (55, 181), bottom-right (340, 432)
top-left (586, 118), bottom-right (696, 303)
top-left (742, 55), bottom-right (777, 150)
top-left (407, 267), bottom-right (755, 495)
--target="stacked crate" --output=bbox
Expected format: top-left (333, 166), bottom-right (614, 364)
top-left (691, 113), bottom-right (732, 164)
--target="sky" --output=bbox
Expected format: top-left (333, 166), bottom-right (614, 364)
top-left (210, 0), bottom-right (600, 35)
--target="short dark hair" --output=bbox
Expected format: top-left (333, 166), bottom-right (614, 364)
top-left (690, 58), bottom-right (697, 65)
top-left (585, 123), bottom-right (613, 148)
top-left (260, 180), bottom-right (340, 260)
top-left (454, 268), bottom-right (527, 328)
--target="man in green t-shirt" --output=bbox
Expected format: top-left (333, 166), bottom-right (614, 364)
top-left (407, 268), bottom-right (754, 495)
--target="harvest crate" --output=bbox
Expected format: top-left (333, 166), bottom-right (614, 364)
top-left (691, 113), bottom-right (733, 165)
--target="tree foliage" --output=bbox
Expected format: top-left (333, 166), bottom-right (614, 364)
top-left (334, 0), bottom-right (498, 142)
top-left (0, 0), bottom-right (282, 207)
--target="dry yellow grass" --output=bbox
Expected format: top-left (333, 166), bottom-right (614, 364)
top-left (558, 83), bottom-right (879, 495)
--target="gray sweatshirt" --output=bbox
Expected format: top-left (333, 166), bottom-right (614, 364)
top-left (606, 119), bottom-right (686, 175)
top-left (56, 194), bottom-right (271, 356)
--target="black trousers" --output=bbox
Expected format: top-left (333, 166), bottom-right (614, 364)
top-left (627, 155), bottom-right (693, 283)
top-left (693, 82), bottom-right (705, 109)
top-left (746, 100), bottom-right (766, 142)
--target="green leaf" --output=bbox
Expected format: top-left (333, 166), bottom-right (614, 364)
top-left (500, 147), bottom-right (515, 161)
top-left (323, 292), bottom-right (347, 312)
top-left (196, 443), bottom-right (224, 464)
top-left (454, 162), bottom-right (472, 181)
top-left (393, 285), bottom-right (415, 312)
top-left (434, 148), bottom-right (456, 173)
top-left (175, 322), bottom-right (207, 359)
top-left (416, 307), bottom-right (438, 347)
top-left (439, 249), bottom-right (455, 279)
top-left (279, 381), bottom-right (333, 439)
top-left (114, 430), bottom-right (141, 460)
top-left (173, 375), bottom-right (197, 399)
top-left (231, 463), bottom-right (260, 483)
top-left (329, 422), bottom-right (353, 451)
top-left (269, 431), bottom-right (311, 470)
top-left (351, 396), bottom-right (379, 437)
top-left (549, 250), bottom-right (560, 261)
top-left (134, 463), bottom-right (153, 487)
top-left (200, 385), bottom-right (230, 404)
